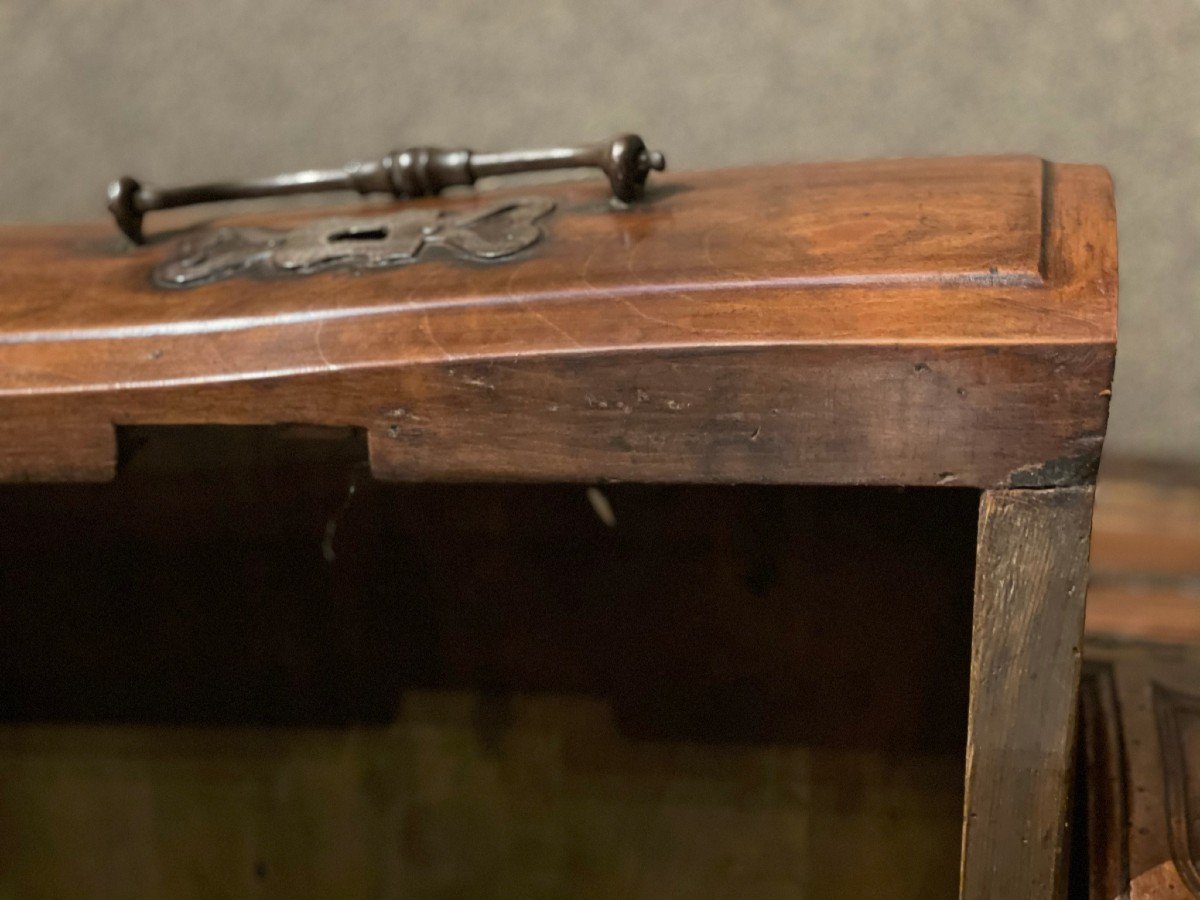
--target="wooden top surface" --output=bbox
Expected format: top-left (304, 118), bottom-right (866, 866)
top-left (0, 156), bottom-right (1117, 485)
top-left (0, 156), bottom-right (1113, 395)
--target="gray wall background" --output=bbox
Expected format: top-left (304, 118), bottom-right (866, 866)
top-left (1, 0), bottom-right (1196, 461)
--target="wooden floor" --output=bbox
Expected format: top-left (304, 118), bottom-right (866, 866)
top-left (0, 452), bottom-right (1196, 898)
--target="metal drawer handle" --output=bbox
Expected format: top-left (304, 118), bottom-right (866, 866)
top-left (108, 133), bottom-right (665, 244)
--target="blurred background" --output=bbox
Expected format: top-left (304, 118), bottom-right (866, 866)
top-left (1, 0), bottom-right (1197, 462)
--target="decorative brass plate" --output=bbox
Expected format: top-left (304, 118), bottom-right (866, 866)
top-left (154, 197), bottom-right (555, 288)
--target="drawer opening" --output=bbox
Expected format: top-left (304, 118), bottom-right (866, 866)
top-left (0, 424), bottom-right (979, 896)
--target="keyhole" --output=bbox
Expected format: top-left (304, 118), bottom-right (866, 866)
top-left (328, 225), bottom-right (389, 242)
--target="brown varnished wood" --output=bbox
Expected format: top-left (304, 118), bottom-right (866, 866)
top-left (961, 487), bottom-right (1096, 899)
top-left (1080, 639), bottom-right (1200, 898)
top-left (1077, 468), bottom-right (1200, 896)
top-left (363, 344), bottom-right (1112, 485)
top-left (0, 156), bottom-right (1052, 340)
top-left (0, 155), bottom-right (1120, 894)
top-left (0, 156), bottom-right (1116, 485)
top-left (0, 419), bottom-right (115, 482)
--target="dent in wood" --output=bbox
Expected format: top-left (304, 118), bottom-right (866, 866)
top-left (1006, 433), bottom-right (1106, 488)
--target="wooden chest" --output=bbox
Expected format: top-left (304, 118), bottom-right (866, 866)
top-left (0, 155), bottom-right (1116, 897)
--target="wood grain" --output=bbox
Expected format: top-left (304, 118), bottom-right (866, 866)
top-left (1080, 640), bottom-right (1200, 898)
top-left (0, 156), bottom-right (1117, 486)
top-left (961, 486), bottom-right (1096, 899)
top-left (0, 418), bottom-right (114, 482)
top-left (0, 155), bottom-right (1120, 893)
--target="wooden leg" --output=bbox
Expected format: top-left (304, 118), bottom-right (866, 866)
top-left (960, 487), bottom-right (1095, 899)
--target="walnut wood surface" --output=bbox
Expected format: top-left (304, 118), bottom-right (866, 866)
top-left (0, 156), bottom-right (1116, 485)
top-left (962, 487), bottom-right (1096, 899)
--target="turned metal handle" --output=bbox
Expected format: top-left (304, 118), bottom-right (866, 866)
top-left (108, 133), bottom-right (666, 244)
